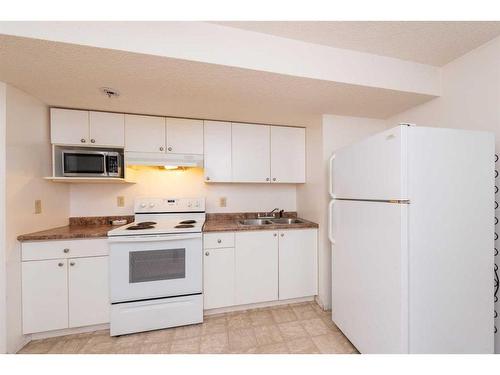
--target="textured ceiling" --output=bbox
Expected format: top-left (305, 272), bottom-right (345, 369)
top-left (0, 35), bottom-right (434, 123)
top-left (212, 21), bottom-right (500, 66)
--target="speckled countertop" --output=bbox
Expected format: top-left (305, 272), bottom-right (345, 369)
top-left (17, 216), bottom-right (133, 242)
top-left (18, 212), bottom-right (319, 241)
top-left (202, 212), bottom-right (318, 233)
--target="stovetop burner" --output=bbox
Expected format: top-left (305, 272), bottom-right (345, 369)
top-left (136, 221), bottom-right (157, 226)
top-left (179, 220), bottom-right (196, 224)
top-left (127, 225), bottom-right (155, 230)
top-left (175, 224), bottom-right (195, 228)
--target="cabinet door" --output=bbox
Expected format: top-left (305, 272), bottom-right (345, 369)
top-left (50, 108), bottom-right (89, 145)
top-left (22, 259), bottom-right (68, 334)
top-left (204, 121), bottom-right (232, 182)
top-left (278, 229), bottom-right (318, 300)
top-left (125, 114), bottom-right (165, 153)
top-left (166, 118), bottom-right (204, 154)
top-left (203, 247), bottom-right (235, 309)
top-left (232, 123), bottom-right (271, 183)
top-left (89, 111), bottom-right (125, 147)
top-left (235, 231), bottom-right (278, 305)
top-left (271, 126), bottom-right (306, 183)
top-left (68, 256), bottom-right (109, 328)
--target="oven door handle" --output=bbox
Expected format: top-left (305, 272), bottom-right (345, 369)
top-left (108, 233), bottom-right (202, 243)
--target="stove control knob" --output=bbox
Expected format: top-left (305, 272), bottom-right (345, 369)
top-left (140, 203), bottom-right (147, 208)
top-left (149, 203), bottom-right (155, 208)
top-left (195, 201), bottom-right (200, 208)
top-left (187, 202), bottom-right (192, 208)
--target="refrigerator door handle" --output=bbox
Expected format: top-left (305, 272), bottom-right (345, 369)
top-left (329, 154), bottom-right (335, 198)
top-left (328, 200), bottom-right (335, 244)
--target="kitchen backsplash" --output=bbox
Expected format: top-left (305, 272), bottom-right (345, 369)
top-left (69, 167), bottom-right (297, 216)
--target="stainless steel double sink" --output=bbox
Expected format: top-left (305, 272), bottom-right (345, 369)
top-left (238, 218), bottom-right (305, 226)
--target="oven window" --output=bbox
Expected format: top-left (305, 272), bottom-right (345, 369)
top-left (129, 249), bottom-right (186, 283)
top-left (64, 153), bottom-right (105, 174)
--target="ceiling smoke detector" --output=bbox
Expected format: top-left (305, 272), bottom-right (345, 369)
top-left (99, 87), bottom-right (120, 98)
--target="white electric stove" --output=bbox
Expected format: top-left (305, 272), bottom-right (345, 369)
top-left (107, 197), bottom-right (205, 336)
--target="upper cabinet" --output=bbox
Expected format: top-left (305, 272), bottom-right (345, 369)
top-left (89, 111), bottom-right (125, 147)
top-left (125, 114), bottom-right (165, 153)
top-left (271, 126), bottom-right (306, 183)
top-left (232, 123), bottom-right (271, 183)
top-left (51, 108), bottom-right (90, 145)
top-left (204, 121), bottom-right (232, 182)
top-left (166, 118), bottom-right (203, 155)
top-left (51, 108), bottom-right (306, 184)
top-left (51, 108), bottom-right (125, 147)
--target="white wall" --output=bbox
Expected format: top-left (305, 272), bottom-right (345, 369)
top-left (70, 167), bottom-right (297, 216)
top-left (386, 36), bottom-right (500, 352)
top-left (297, 114), bottom-right (391, 310)
top-left (0, 82), bottom-right (7, 354)
top-left (5, 85), bottom-right (70, 353)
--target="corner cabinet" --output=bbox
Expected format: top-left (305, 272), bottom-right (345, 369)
top-left (202, 228), bottom-right (317, 310)
top-left (21, 239), bottom-right (110, 334)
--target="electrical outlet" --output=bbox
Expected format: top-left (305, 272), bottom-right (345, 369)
top-left (219, 197), bottom-right (227, 207)
top-left (117, 196), bottom-right (125, 207)
top-left (34, 200), bottom-right (42, 214)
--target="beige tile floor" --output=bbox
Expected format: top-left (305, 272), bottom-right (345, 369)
top-left (18, 301), bottom-right (358, 354)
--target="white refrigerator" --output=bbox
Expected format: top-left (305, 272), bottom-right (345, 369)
top-left (328, 125), bottom-right (495, 353)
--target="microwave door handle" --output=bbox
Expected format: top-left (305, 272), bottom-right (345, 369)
top-left (108, 233), bottom-right (202, 243)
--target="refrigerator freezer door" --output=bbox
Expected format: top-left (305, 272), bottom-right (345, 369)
top-left (332, 200), bottom-right (408, 353)
top-left (331, 125), bottom-right (408, 200)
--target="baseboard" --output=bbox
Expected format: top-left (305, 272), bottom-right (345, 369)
top-left (204, 296), bottom-right (315, 316)
top-left (29, 323), bottom-right (109, 341)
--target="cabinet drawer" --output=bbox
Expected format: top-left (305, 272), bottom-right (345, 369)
top-left (203, 232), bottom-right (235, 249)
top-left (22, 238), bottom-right (109, 261)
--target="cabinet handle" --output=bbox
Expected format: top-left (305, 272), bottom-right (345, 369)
top-left (168, 146), bottom-right (172, 152)
top-left (205, 251), bottom-right (210, 256)
top-left (281, 233), bottom-right (284, 237)
top-left (266, 178), bottom-right (270, 181)
top-left (58, 262), bottom-right (64, 267)
top-left (159, 146), bottom-right (164, 151)
top-left (272, 178), bottom-right (277, 182)
top-left (70, 262), bottom-right (75, 266)
top-left (63, 248), bottom-right (69, 253)
top-left (217, 239), bottom-right (222, 244)
top-left (90, 139), bottom-right (96, 143)
top-left (80, 138), bottom-right (86, 143)
top-left (273, 233), bottom-right (277, 237)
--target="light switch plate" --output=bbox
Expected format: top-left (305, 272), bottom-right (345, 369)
top-left (219, 197), bottom-right (227, 207)
top-left (117, 196), bottom-right (125, 207)
top-left (34, 200), bottom-right (42, 214)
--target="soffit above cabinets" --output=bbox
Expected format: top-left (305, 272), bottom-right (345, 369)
top-left (0, 33), bottom-right (436, 120)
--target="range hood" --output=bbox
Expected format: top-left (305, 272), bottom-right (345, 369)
top-left (125, 152), bottom-right (203, 168)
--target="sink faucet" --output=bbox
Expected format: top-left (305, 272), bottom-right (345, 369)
top-left (258, 208), bottom-right (283, 219)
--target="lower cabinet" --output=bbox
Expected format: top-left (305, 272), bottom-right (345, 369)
top-left (203, 247), bottom-right (235, 309)
top-left (203, 228), bottom-right (317, 310)
top-left (234, 231), bottom-right (279, 305)
top-left (278, 229), bottom-right (318, 300)
top-left (68, 256), bottom-right (109, 328)
top-left (21, 239), bottom-right (110, 334)
top-left (22, 259), bottom-right (69, 334)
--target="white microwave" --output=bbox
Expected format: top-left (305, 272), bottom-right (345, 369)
top-left (62, 149), bottom-right (122, 177)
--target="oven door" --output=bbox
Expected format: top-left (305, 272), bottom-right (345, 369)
top-left (108, 233), bottom-right (202, 303)
top-left (62, 150), bottom-right (107, 177)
